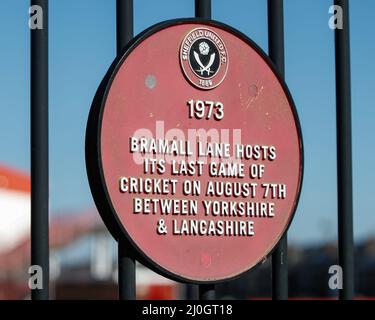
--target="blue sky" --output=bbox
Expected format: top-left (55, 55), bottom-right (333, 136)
top-left (0, 0), bottom-right (374, 244)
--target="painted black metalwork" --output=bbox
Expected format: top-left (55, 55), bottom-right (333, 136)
top-left (30, 0), bottom-right (49, 301)
top-left (117, 0), bottom-right (134, 51)
top-left (116, 0), bottom-right (136, 300)
top-left (334, 0), bottom-right (354, 300)
top-left (268, 0), bottom-right (288, 300)
top-left (199, 284), bottom-right (215, 300)
top-left (195, 0), bottom-right (211, 19)
top-left (28, 0), bottom-right (353, 301)
top-left (118, 240), bottom-right (136, 300)
top-left (185, 284), bottom-right (199, 300)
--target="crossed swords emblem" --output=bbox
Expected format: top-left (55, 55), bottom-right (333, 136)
top-left (193, 51), bottom-right (216, 76)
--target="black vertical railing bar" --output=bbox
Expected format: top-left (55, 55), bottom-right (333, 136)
top-left (268, 0), bottom-right (288, 300)
top-left (195, 0), bottom-right (214, 301)
top-left (195, 0), bottom-right (211, 19)
top-left (117, 0), bottom-right (134, 53)
top-left (185, 283), bottom-right (199, 300)
top-left (118, 240), bottom-right (136, 300)
top-left (334, 0), bottom-right (354, 300)
top-left (116, 0), bottom-right (136, 300)
top-left (30, 0), bottom-right (49, 301)
top-left (199, 284), bottom-right (215, 300)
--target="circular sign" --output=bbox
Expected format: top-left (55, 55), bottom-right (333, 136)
top-left (86, 19), bottom-right (303, 283)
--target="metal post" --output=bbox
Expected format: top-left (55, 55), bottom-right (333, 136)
top-left (195, 0), bottom-right (211, 19)
top-left (199, 284), bottom-right (215, 300)
top-left (30, 0), bottom-right (49, 301)
top-left (117, 0), bottom-right (133, 52)
top-left (118, 241), bottom-right (136, 300)
top-left (272, 235), bottom-right (288, 299)
top-left (334, 0), bottom-right (354, 300)
top-left (116, 0), bottom-right (135, 300)
top-left (185, 284), bottom-right (198, 300)
top-left (268, 0), bottom-right (288, 300)
top-left (195, 0), bottom-right (214, 300)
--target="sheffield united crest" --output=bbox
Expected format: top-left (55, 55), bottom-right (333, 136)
top-left (180, 28), bottom-right (228, 90)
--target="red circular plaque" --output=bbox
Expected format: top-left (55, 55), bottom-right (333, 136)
top-left (86, 20), bottom-right (303, 283)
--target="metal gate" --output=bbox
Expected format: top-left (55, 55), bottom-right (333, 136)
top-left (29, 0), bottom-right (354, 300)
